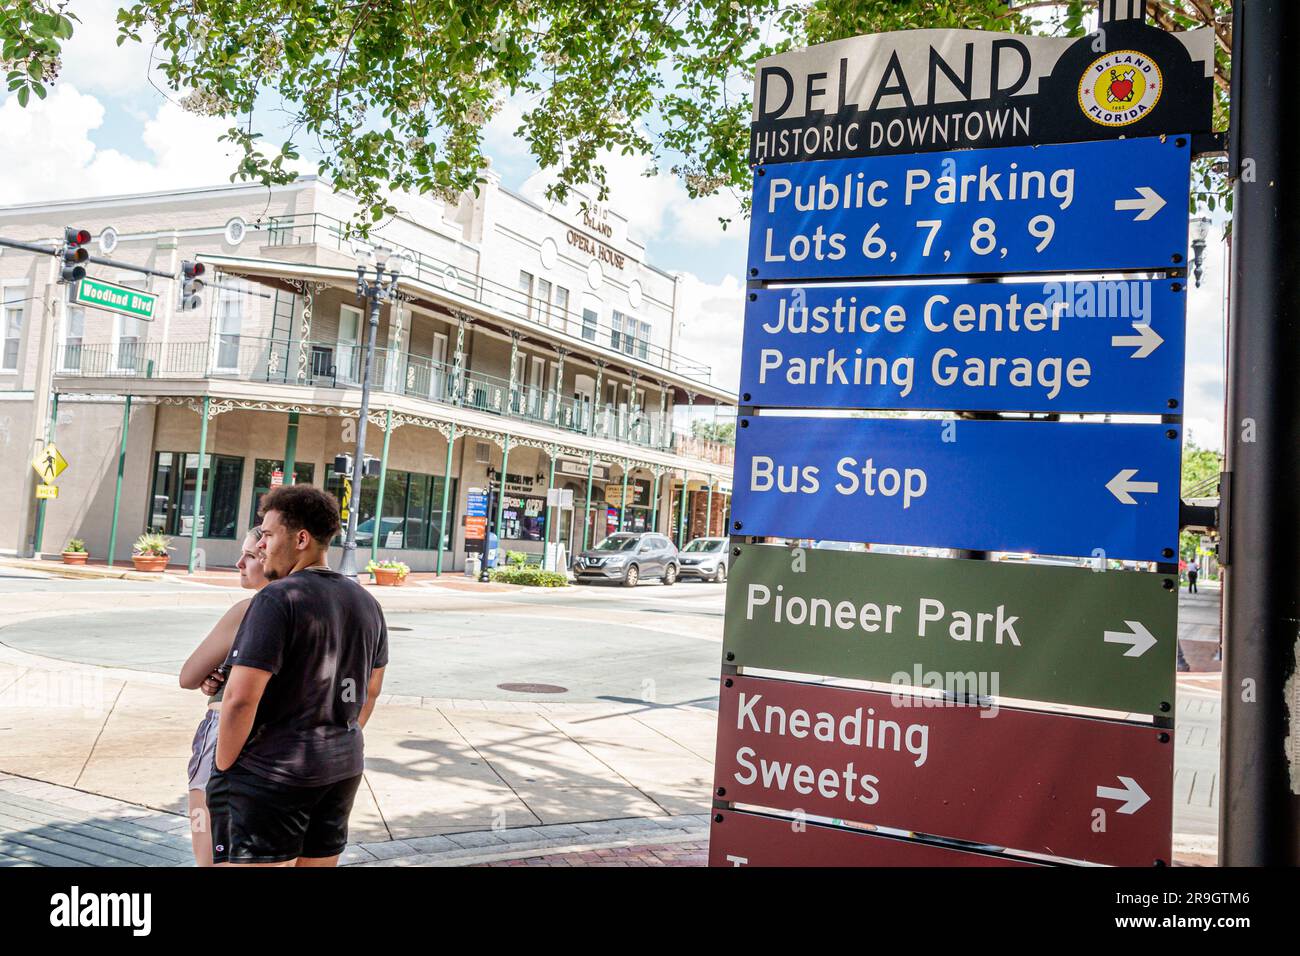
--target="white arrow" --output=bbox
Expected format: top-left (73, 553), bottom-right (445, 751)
top-left (1096, 776), bottom-right (1150, 815)
top-left (1114, 186), bottom-right (1167, 221)
top-left (1111, 322), bottom-right (1164, 359)
top-left (1106, 469), bottom-right (1160, 505)
top-left (1104, 620), bottom-right (1158, 657)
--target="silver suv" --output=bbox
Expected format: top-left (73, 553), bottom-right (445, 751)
top-left (573, 532), bottom-right (679, 587)
top-left (677, 537), bottom-right (728, 582)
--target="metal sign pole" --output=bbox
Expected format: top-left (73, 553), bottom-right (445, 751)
top-left (1219, 0), bottom-right (1300, 865)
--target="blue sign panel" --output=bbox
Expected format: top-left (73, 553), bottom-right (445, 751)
top-left (748, 135), bottom-right (1191, 280)
top-left (731, 416), bottom-right (1180, 561)
top-left (740, 280), bottom-right (1185, 414)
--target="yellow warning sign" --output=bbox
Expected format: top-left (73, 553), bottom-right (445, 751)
top-left (35, 484), bottom-right (58, 500)
top-left (31, 443), bottom-right (68, 482)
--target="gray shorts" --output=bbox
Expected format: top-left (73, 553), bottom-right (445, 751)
top-left (187, 708), bottom-right (220, 792)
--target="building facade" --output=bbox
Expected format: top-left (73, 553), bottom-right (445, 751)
top-left (0, 174), bottom-right (735, 571)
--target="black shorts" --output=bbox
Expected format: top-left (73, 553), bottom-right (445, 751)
top-left (206, 763), bottom-right (363, 864)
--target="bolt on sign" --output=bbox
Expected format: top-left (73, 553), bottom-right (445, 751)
top-left (710, 0), bottom-right (1208, 867)
top-left (73, 277), bottom-right (157, 322)
top-left (713, 675), bottom-right (1173, 867)
top-left (725, 545), bottom-right (1176, 716)
top-left (31, 442), bottom-right (68, 483)
top-left (710, 810), bottom-right (1044, 868)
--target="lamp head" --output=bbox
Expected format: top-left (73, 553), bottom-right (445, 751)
top-left (1191, 216), bottom-right (1212, 245)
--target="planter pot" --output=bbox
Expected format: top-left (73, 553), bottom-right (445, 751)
top-left (61, 552), bottom-right (88, 565)
top-left (131, 554), bottom-right (169, 572)
top-left (373, 568), bottom-right (406, 587)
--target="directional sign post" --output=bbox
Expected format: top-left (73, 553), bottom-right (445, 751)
top-left (748, 136), bottom-right (1191, 281)
top-left (732, 416), bottom-right (1180, 561)
top-left (740, 280), bottom-right (1185, 413)
top-left (725, 545), bottom-right (1176, 715)
top-left (714, 674), bottom-right (1173, 867)
top-left (712, 1), bottom-right (1201, 869)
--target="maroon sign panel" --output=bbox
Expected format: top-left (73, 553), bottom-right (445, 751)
top-left (709, 810), bottom-right (1042, 867)
top-left (713, 675), bottom-right (1172, 866)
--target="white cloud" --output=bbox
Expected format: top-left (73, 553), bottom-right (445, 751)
top-left (60, 0), bottom-right (161, 99)
top-left (673, 270), bottom-right (746, 394)
top-left (1181, 224), bottom-right (1228, 451)
top-left (0, 84), bottom-right (311, 205)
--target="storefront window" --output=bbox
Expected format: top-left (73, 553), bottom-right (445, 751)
top-left (149, 451), bottom-right (244, 539)
top-left (250, 458), bottom-right (316, 524)
top-left (490, 492), bottom-right (546, 541)
top-left (325, 470), bottom-right (457, 551)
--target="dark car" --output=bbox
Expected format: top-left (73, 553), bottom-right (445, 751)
top-left (573, 532), bottom-right (679, 587)
top-left (677, 537), bottom-right (728, 582)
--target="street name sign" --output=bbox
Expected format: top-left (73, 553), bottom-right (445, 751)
top-left (750, 16), bottom-right (1213, 165)
top-left (725, 544), bottom-right (1176, 715)
top-left (713, 674), bottom-right (1173, 867)
top-left (709, 810), bottom-right (1042, 868)
top-left (740, 279), bottom-right (1185, 414)
top-left (73, 277), bottom-right (157, 322)
top-left (732, 415), bottom-right (1180, 561)
top-left (749, 135), bottom-right (1190, 281)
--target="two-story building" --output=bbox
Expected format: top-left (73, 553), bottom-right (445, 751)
top-left (0, 172), bottom-right (735, 571)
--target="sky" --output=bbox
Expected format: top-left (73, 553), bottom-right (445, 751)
top-left (0, 1), bottom-right (1227, 449)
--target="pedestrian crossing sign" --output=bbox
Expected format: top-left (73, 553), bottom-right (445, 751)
top-left (32, 443), bottom-right (68, 483)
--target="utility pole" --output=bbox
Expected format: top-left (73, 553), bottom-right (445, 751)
top-left (1219, 0), bottom-right (1300, 865)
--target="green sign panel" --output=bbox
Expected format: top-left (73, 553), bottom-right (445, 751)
top-left (725, 545), bottom-right (1176, 716)
top-left (74, 277), bottom-right (157, 321)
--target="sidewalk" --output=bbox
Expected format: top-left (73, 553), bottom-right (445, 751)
top-left (0, 555), bottom-right (521, 592)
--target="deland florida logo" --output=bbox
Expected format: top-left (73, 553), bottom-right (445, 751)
top-left (1078, 50), bottom-right (1162, 127)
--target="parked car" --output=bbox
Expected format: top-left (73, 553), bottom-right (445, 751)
top-left (573, 532), bottom-right (679, 587)
top-left (677, 537), bottom-right (728, 582)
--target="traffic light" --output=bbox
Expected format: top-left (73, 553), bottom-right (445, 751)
top-left (179, 260), bottom-right (205, 311)
top-left (333, 453), bottom-right (354, 477)
top-left (58, 227), bottom-right (90, 283)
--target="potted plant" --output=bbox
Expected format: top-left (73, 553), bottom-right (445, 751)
top-left (366, 559), bottom-right (410, 586)
top-left (61, 538), bottom-right (88, 565)
top-left (131, 531), bottom-right (172, 572)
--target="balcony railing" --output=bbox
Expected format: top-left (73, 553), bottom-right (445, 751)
top-left (56, 337), bottom-right (730, 460)
top-left (259, 212), bottom-right (713, 384)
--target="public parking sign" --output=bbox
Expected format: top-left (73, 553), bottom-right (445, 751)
top-left (731, 415), bottom-right (1180, 562)
top-left (748, 135), bottom-right (1191, 281)
top-left (740, 280), bottom-right (1185, 414)
top-left (713, 674), bottom-right (1173, 867)
top-left (725, 544), bottom-right (1176, 715)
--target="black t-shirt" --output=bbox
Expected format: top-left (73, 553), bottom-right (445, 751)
top-left (224, 567), bottom-right (389, 786)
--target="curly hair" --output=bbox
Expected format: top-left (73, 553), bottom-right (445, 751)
top-left (258, 484), bottom-right (340, 545)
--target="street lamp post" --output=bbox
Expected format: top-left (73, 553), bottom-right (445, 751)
top-left (338, 242), bottom-right (401, 579)
top-left (1189, 216), bottom-right (1212, 288)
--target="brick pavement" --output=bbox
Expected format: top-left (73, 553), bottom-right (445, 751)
top-left (481, 842), bottom-right (708, 867)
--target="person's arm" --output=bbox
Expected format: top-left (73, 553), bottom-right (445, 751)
top-left (358, 667), bottom-right (385, 728)
top-left (212, 590), bottom-right (287, 771)
top-left (179, 598), bottom-right (252, 689)
top-left (214, 665), bottom-right (273, 771)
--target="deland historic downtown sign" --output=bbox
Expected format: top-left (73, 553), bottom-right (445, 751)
top-left (709, 1), bottom-right (1210, 868)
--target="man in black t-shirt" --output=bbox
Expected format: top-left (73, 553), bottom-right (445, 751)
top-left (206, 484), bottom-right (388, 867)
